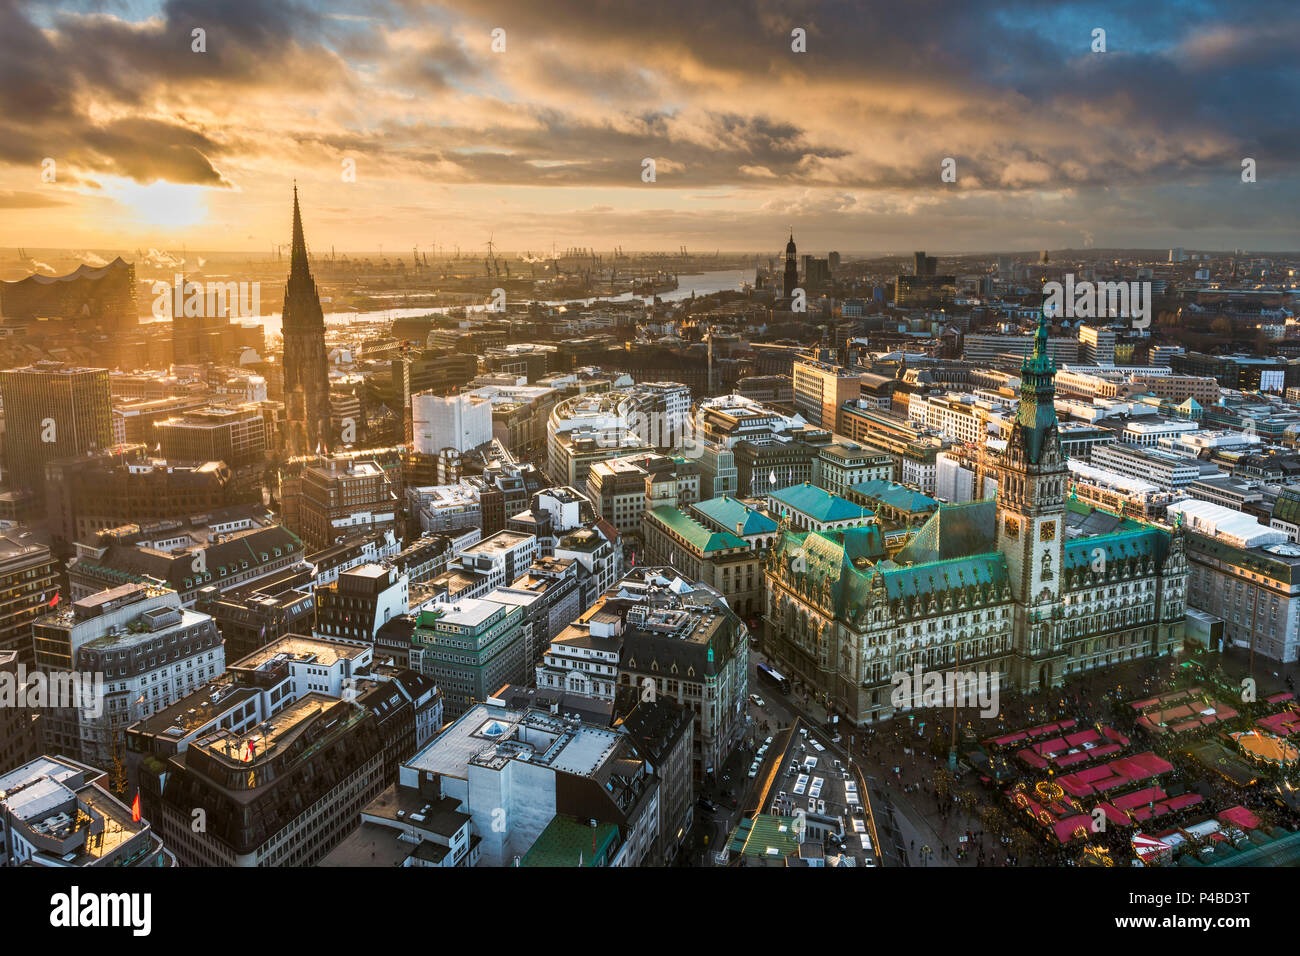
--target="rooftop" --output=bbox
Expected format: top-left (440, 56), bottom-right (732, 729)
top-left (770, 483), bottom-right (876, 522)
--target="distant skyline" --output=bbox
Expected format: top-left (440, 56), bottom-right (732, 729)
top-left (2, 0), bottom-right (1298, 255)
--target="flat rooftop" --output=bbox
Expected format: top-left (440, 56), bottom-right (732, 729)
top-left (233, 634), bottom-right (369, 671)
top-left (421, 597), bottom-right (502, 629)
top-left (461, 530), bottom-right (534, 555)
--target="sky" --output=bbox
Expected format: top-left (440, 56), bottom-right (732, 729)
top-left (1, 0), bottom-right (1298, 257)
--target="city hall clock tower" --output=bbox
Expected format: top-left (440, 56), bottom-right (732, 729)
top-left (994, 311), bottom-right (1068, 690)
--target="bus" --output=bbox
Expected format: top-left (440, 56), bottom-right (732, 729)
top-left (757, 662), bottom-right (790, 694)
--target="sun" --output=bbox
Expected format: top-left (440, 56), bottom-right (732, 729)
top-left (101, 177), bottom-right (209, 230)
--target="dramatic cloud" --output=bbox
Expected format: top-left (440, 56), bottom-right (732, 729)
top-left (0, 0), bottom-right (1295, 252)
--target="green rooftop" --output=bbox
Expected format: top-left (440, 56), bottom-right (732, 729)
top-left (692, 495), bottom-right (779, 536)
top-left (648, 505), bottom-right (748, 553)
top-left (734, 814), bottom-right (803, 859)
top-left (520, 814), bottom-right (620, 867)
top-left (770, 483), bottom-right (874, 523)
top-left (853, 479), bottom-right (939, 515)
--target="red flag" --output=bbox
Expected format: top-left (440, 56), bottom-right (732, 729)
top-left (131, 793), bottom-right (141, 823)
top-left (47, 591), bottom-right (59, 608)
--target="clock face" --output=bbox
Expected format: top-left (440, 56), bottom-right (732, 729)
top-left (1039, 520), bottom-right (1056, 541)
top-left (1004, 517), bottom-right (1020, 538)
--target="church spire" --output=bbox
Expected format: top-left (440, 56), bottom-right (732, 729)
top-left (280, 184), bottom-right (330, 456)
top-left (289, 181), bottom-right (310, 281)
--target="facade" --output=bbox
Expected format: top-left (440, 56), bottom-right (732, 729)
top-left (908, 392), bottom-right (1009, 445)
top-left (128, 634), bottom-right (435, 865)
top-left (153, 405), bottom-right (267, 466)
top-left (817, 443), bottom-right (895, 498)
top-left (1184, 526), bottom-right (1300, 664)
top-left (409, 483), bottom-right (482, 534)
top-left (962, 332), bottom-right (1079, 365)
top-left (1078, 325), bottom-right (1117, 364)
top-left (148, 694), bottom-right (385, 866)
top-left (546, 384), bottom-right (691, 487)
top-left (412, 391), bottom-right (493, 455)
top-left (48, 454), bottom-right (233, 546)
top-left (289, 456), bottom-right (399, 550)
top-left (411, 598), bottom-right (526, 719)
top-left (314, 563), bottom-right (409, 642)
top-left (506, 485), bottom-right (592, 556)
top-left (1, 363), bottom-right (112, 494)
top-left (838, 402), bottom-right (945, 492)
top-left (0, 534), bottom-right (59, 667)
top-left (586, 452), bottom-right (701, 536)
top-left (695, 440), bottom-right (738, 500)
top-left (764, 315), bottom-right (1189, 724)
top-left (1090, 442), bottom-right (1213, 492)
top-left (0, 650), bottom-right (42, 774)
top-left (195, 570), bottom-right (316, 663)
top-left (535, 600), bottom-right (625, 703)
top-left (490, 555), bottom-right (582, 668)
top-left (792, 358), bottom-right (860, 431)
top-left (617, 699), bottom-right (694, 864)
top-left (32, 583), bottom-right (224, 772)
top-left (641, 506), bottom-right (765, 619)
top-left (733, 436), bottom-right (824, 497)
top-left (452, 530), bottom-right (539, 594)
top-left (612, 569), bottom-right (749, 780)
top-left (555, 523), bottom-right (622, 604)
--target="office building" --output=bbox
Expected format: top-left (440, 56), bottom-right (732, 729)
top-left (153, 404), bottom-right (266, 466)
top-left (0, 755), bottom-right (174, 867)
top-left (1, 363), bottom-right (111, 494)
top-left (314, 563), bottom-right (409, 643)
top-left (412, 391), bottom-right (493, 455)
top-left (287, 456), bottom-right (399, 550)
top-left (411, 598), bottom-right (526, 719)
top-left (792, 359), bottom-right (860, 431)
top-left (32, 583), bottom-right (223, 773)
top-left (0, 534), bottom-right (58, 667)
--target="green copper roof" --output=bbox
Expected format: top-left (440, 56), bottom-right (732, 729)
top-left (770, 483), bottom-right (873, 523)
top-left (1063, 532), bottom-right (1165, 579)
top-left (853, 479), bottom-right (939, 515)
top-left (692, 495), bottom-right (779, 536)
top-left (520, 814), bottom-right (620, 867)
top-left (648, 505), bottom-right (748, 553)
top-left (881, 553), bottom-right (1008, 600)
top-left (895, 499), bottom-right (996, 563)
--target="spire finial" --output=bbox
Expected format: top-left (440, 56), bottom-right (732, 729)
top-left (289, 184), bottom-right (310, 279)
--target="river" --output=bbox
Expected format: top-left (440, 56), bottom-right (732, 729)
top-left (245, 268), bottom-right (750, 339)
